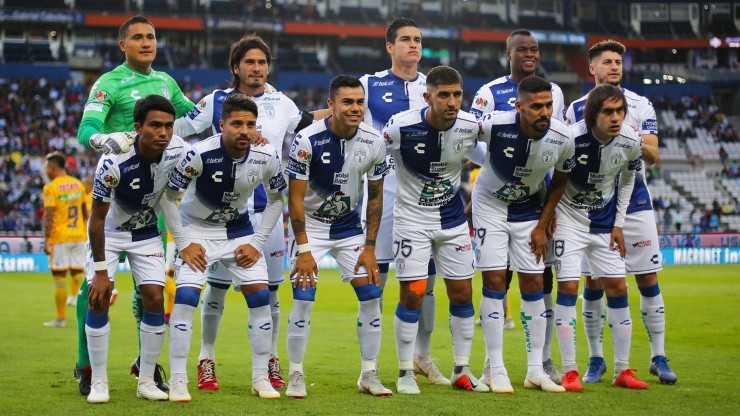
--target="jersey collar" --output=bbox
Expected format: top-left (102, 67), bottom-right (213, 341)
top-left (387, 68), bottom-right (421, 83)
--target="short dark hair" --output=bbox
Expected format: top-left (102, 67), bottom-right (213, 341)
top-left (385, 17), bottom-right (419, 43)
top-left (588, 39), bottom-right (626, 62)
top-left (221, 93), bottom-right (258, 120)
top-left (119, 15), bottom-right (154, 40)
top-left (133, 95), bottom-right (176, 125)
top-left (229, 34), bottom-right (272, 89)
top-left (506, 29), bottom-right (534, 54)
top-left (584, 84), bottom-right (627, 130)
top-left (329, 75), bottom-right (363, 101)
top-left (45, 151), bottom-right (65, 169)
top-left (426, 66), bottom-right (462, 88)
top-left (517, 75), bottom-right (552, 97)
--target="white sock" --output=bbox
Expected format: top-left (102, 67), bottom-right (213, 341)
top-left (640, 290), bottom-right (666, 357)
top-left (169, 303), bottom-right (196, 377)
top-left (543, 292), bottom-right (555, 362)
top-left (287, 299), bottom-right (314, 366)
top-left (249, 304), bottom-right (272, 373)
top-left (378, 271), bottom-right (388, 311)
top-left (555, 294), bottom-right (578, 372)
top-left (449, 305), bottom-right (474, 367)
top-left (583, 289), bottom-right (606, 358)
top-left (86, 322), bottom-right (110, 381)
top-left (199, 285), bottom-right (227, 361)
top-left (607, 300), bottom-right (632, 373)
top-left (139, 322), bottom-right (165, 380)
top-left (479, 292), bottom-right (504, 369)
top-left (416, 274), bottom-right (436, 357)
top-left (357, 298), bottom-right (382, 363)
top-left (521, 296), bottom-right (546, 371)
top-left (269, 289), bottom-right (280, 357)
top-left (394, 305), bottom-right (419, 370)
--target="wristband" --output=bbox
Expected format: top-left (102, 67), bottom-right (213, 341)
top-left (297, 243), bottom-right (311, 254)
top-left (94, 261), bottom-right (107, 271)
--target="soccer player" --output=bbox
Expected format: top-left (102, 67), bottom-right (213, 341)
top-left (565, 39), bottom-right (677, 385)
top-left (75, 15), bottom-right (195, 396)
top-left (284, 75), bottom-right (391, 398)
top-left (553, 85), bottom-right (648, 392)
top-left (174, 34), bottom-right (316, 390)
top-left (358, 17), bottom-right (449, 385)
top-left (85, 95), bottom-right (186, 403)
top-left (474, 75), bottom-right (574, 394)
top-left (163, 94), bottom-right (286, 402)
top-left (470, 29), bottom-right (564, 382)
top-left (42, 152), bottom-right (88, 328)
top-left (385, 66), bottom-right (486, 394)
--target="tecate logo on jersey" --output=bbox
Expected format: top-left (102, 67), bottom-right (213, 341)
top-left (497, 132), bottom-right (518, 139)
top-left (372, 81), bottom-right (394, 86)
top-left (496, 88), bottom-right (514, 95)
top-left (206, 157), bottom-right (224, 164)
top-left (122, 163), bottom-right (140, 173)
top-left (454, 127), bottom-right (473, 134)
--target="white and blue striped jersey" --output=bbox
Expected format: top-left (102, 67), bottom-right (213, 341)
top-left (470, 75), bottom-right (565, 121)
top-left (360, 70), bottom-right (427, 133)
top-left (92, 135), bottom-right (186, 242)
top-left (475, 111), bottom-right (575, 222)
top-left (167, 136), bottom-right (286, 241)
top-left (385, 107), bottom-right (479, 230)
top-left (176, 87), bottom-right (305, 213)
top-left (285, 118), bottom-right (388, 240)
top-left (558, 121), bottom-right (642, 234)
top-left (565, 88), bottom-right (658, 215)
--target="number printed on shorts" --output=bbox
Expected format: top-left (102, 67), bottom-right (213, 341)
top-left (475, 227), bottom-right (487, 246)
top-left (393, 239), bottom-right (412, 258)
top-left (554, 239), bottom-right (565, 257)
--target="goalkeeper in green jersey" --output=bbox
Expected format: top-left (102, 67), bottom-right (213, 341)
top-left (74, 15), bottom-right (194, 398)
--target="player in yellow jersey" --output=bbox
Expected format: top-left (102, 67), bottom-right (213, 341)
top-left (42, 152), bottom-right (88, 327)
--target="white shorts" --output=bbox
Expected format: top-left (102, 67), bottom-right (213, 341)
top-left (177, 235), bottom-right (268, 290)
top-left (473, 213), bottom-right (544, 273)
top-left (362, 175), bottom-right (396, 263)
top-left (287, 232), bottom-right (367, 283)
top-left (50, 241), bottom-right (86, 271)
top-left (623, 209), bottom-right (663, 274)
top-left (552, 224), bottom-right (626, 282)
top-left (86, 236), bottom-right (165, 286)
top-left (394, 223), bottom-right (475, 281)
top-left (165, 239), bottom-right (176, 272)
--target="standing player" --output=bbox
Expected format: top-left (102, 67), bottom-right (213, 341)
top-left (565, 39), bottom-right (677, 385)
top-left (385, 66), bottom-right (486, 394)
top-left (470, 28), bottom-right (564, 382)
top-left (474, 76), bottom-right (573, 394)
top-left (174, 34), bottom-right (315, 390)
top-left (85, 96), bottom-right (185, 403)
top-left (163, 94), bottom-right (286, 401)
top-left (553, 85), bottom-right (648, 392)
top-left (359, 17), bottom-right (448, 385)
top-left (75, 15), bottom-right (194, 396)
top-left (42, 152), bottom-right (88, 328)
top-left (284, 75), bottom-right (391, 398)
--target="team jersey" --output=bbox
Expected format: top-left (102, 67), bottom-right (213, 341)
top-left (475, 111), bottom-right (575, 222)
top-left (285, 118), bottom-right (388, 240)
top-left (565, 88), bottom-right (658, 214)
top-left (92, 135), bottom-right (187, 242)
top-left (43, 175), bottom-right (87, 244)
top-left (82, 63), bottom-right (194, 136)
top-left (175, 87), bottom-right (306, 214)
top-left (470, 75), bottom-right (565, 121)
top-left (168, 136), bottom-right (285, 241)
top-left (385, 107), bottom-right (479, 230)
top-left (557, 121), bottom-right (642, 234)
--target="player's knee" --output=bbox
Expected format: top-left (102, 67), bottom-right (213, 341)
top-left (175, 287), bottom-right (200, 307)
top-left (635, 272), bottom-right (658, 288)
top-left (354, 283), bottom-right (381, 301)
top-left (482, 270), bottom-right (508, 291)
top-left (292, 286), bottom-right (316, 302)
top-left (244, 287), bottom-right (270, 308)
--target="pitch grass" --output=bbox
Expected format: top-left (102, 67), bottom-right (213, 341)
top-left (1, 264), bottom-right (738, 415)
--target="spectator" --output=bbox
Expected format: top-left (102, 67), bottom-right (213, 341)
top-left (673, 210), bottom-right (684, 233)
top-left (719, 144), bottom-right (729, 167)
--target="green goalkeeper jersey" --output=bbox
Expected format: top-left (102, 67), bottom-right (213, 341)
top-left (78, 63), bottom-right (194, 146)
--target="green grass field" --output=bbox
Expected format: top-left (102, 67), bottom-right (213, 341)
top-left (2, 264), bottom-right (739, 415)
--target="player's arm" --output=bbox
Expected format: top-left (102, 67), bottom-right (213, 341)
top-left (288, 176), bottom-right (318, 290)
top-left (81, 199), bottom-right (89, 223)
top-left (174, 94), bottom-right (214, 138)
top-left (532, 170), bottom-right (569, 263)
top-left (43, 206), bottom-right (54, 255)
top-left (611, 143), bottom-right (640, 258)
top-left (638, 100), bottom-right (660, 164)
top-left (358, 177), bottom-right (384, 284)
top-left (88, 198), bottom-right (112, 311)
top-left (470, 87), bottom-right (494, 119)
top-left (640, 134), bottom-right (659, 164)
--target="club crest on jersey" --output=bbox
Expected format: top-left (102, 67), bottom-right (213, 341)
top-left (610, 153), bottom-right (622, 167)
top-left (541, 149), bottom-right (554, 164)
top-left (161, 87), bottom-right (170, 99)
top-left (93, 90), bottom-right (108, 102)
top-left (263, 103), bottom-right (275, 118)
top-left (453, 138), bottom-right (463, 153)
top-left (395, 258), bottom-right (405, 273)
top-left (354, 149), bottom-right (367, 164)
top-left (247, 169), bottom-right (259, 184)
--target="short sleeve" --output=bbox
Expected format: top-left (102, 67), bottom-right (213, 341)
top-left (43, 184), bottom-right (56, 208)
top-left (470, 86), bottom-right (494, 119)
top-left (285, 134), bottom-right (312, 180)
top-left (169, 148), bottom-right (202, 192)
top-left (92, 157), bottom-right (119, 203)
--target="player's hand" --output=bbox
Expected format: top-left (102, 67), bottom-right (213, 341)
top-left (530, 226), bottom-right (548, 265)
top-left (610, 226), bottom-right (626, 259)
top-left (235, 244), bottom-right (261, 268)
top-left (180, 243), bottom-right (207, 273)
top-left (88, 272), bottom-right (112, 311)
top-left (251, 131), bottom-right (269, 147)
top-left (43, 240), bottom-right (52, 255)
top-left (546, 214), bottom-right (558, 238)
top-left (91, 132), bottom-right (136, 154)
top-left (355, 246), bottom-right (380, 285)
top-left (290, 252), bottom-right (318, 291)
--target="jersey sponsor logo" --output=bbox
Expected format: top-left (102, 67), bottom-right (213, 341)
top-left (632, 240), bottom-right (651, 248)
top-left (168, 170), bottom-right (189, 190)
top-left (496, 87), bottom-right (514, 95)
top-left (455, 243), bottom-right (472, 252)
top-left (628, 158), bottom-right (642, 171)
top-left (545, 138), bottom-right (563, 145)
top-left (314, 138), bottom-right (330, 146)
top-left (587, 172), bottom-right (605, 184)
top-left (204, 206), bottom-right (240, 223)
top-left (206, 157), bottom-right (224, 164)
top-left (453, 137), bottom-right (464, 153)
top-left (270, 250), bottom-right (284, 257)
top-left (643, 119), bottom-right (658, 132)
top-left (497, 132), bottom-right (518, 139)
top-left (453, 127), bottom-right (473, 134)
top-left (165, 153), bottom-right (180, 161)
top-left (495, 182), bottom-right (530, 202)
top-left (85, 103), bottom-right (104, 112)
top-left (286, 158), bottom-right (307, 175)
top-left (333, 172), bottom-right (349, 185)
top-left (430, 161), bottom-right (448, 173)
top-left (118, 206), bottom-right (157, 231)
top-left (541, 149), bottom-right (554, 164)
top-left (373, 161), bottom-right (389, 176)
top-left (186, 107), bottom-right (201, 120)
top-left (571, 189), bottom-right (605, 210)
top-left (372, 81), bottom-right (394, 86)
top-left (354, 149), bottom-right (367, 164)
top-left (613, 142), bottom-right (631, 149)
top-left (419, 178), bottom-right (454, 206)
top-left (474, 96), bottom-right (488, 107)
top-left (249, 159), bottom-right (268, 165)
top-left (269, 174), bottom-right (286, 190)
top-left (92, 181), bottom-right (111, 199)
top-left (514, 166), bottom-right (533, 177)
top-left (357, 137), bottom-right (375, 145)
top-left (123, 163), bottom-right (140, 174)
top-left (222, 191), bottom-right (240, 202)
top-left (313, 192), bottom-right (351, 223)
top-left (141, 192), bottom-right (156, 205)
top-left (575, 142), bottom-right (590, 148)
